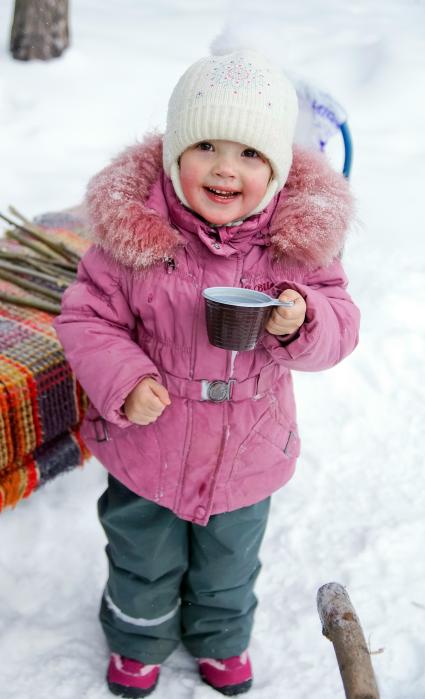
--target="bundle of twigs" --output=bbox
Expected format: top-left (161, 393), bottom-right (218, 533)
top-left (0, 206), bottom-right (83, 314)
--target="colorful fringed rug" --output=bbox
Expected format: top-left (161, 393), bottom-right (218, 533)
top-left (0, 210), bottom-right (91, 511)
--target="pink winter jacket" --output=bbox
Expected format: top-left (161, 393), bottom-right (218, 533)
top-left (54, 134), bottom-right (360, 525)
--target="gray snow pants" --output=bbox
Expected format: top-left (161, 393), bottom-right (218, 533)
top-left (98, 475), bottom-right (271, 663)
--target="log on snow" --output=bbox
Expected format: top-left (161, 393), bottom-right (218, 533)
top-left (317, 582), bottom-right (380, 699)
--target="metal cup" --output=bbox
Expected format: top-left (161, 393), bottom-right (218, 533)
top-left (203, 286), bottom-right (294, 351)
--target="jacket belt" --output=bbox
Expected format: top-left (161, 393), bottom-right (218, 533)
top-left (162, 364), bottom-right (278, 402)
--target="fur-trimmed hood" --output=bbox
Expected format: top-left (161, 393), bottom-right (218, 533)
top-left (85, 134), bottom-right (354, 270)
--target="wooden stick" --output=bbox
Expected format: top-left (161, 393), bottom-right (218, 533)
top-left (0, 290), bottom-right (61, 314)
top-left (8, 206), bottom-right (81, 264)
top-left (1, 210), bottom-right (76, 264)
top-left (31, 260), bottom-right (76, 283)
top-left (0, 249), bottom-right (77, 273)
top-left (317, 583), bottom-right (380, 699)
top-left (0, 253), bottom-right (75, 282)
top-left (5, 227), bottom-right (63, 260)
top-left (1, 211), bottom-right (62, 258)
top-left (39, 262), bottom-right (77, 276)
top-left (0, 268), bottom-right (63, 301)
top-left (0, 259), bottom-right (68, 287)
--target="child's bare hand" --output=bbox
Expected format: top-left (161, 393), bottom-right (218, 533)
top-left (265, 289), bottom-right (306, 336)
top-left (124, 377), bottom-right (171, 425)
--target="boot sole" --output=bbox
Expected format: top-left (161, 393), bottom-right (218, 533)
top-left (201, 678), bottom-right (252, 696)
top-left (107, 678), bottom-right (158, 698)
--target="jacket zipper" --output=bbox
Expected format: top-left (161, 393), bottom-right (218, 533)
top-left (174, 245), bottom-right (203, 514)
top-left (204, 400), bottom-right (230, 517)
top-left (188, 258), bottom-right (205, 380)
top-left (203, 253), bottom-right (243, 516)
top-left (225, 253), bottom-right (243, 378)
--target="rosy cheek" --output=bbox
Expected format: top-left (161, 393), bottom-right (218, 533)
top-left (180, 160), bottom-right (202, 185)
top-left (246, 179), bottom-right (268, 201)
top-left (181, 171), bottom-right (198, 187)
top-left (180, 171), bottom-right (198, 201)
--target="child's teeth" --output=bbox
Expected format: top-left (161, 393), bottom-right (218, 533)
top-left (209, 188), bottom-right (236, 197)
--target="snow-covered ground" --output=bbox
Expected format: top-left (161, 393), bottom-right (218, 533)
top-left (1, 1), bottom-right (425, 697)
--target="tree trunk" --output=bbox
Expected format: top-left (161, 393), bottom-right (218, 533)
top-left (317, 582), bottom-right (380, 699)
top-left (10, 0), bottom-right (69, 61)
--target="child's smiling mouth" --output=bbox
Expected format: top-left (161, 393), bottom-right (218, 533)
top-left (203, 186), bottom-right (241, 202)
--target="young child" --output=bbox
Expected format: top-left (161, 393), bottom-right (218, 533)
top-left (55, 49), bottom-right (360, 697)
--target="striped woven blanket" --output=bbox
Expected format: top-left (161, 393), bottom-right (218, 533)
top-left (0, 213), bottom-right (91, 511)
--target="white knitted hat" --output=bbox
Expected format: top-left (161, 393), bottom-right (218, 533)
top-left (163, 49), bottom-right (298, 216)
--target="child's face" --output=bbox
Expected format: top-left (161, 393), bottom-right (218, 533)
top-left (179, 140), bottom-right (272, 225)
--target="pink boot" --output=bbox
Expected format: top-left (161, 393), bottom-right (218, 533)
top-left (198, 651), bottom-right (253, 696)
top-left (107, 653), bottom-right (160, 697)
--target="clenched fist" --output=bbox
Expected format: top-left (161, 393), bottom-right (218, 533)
top-left (265, 289), bottom-right (306, 336)
top-left (124, 377), bottom-right (171, 425)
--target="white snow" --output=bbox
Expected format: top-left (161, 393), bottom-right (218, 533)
top-left (1, 1), bottom-right (425, 697)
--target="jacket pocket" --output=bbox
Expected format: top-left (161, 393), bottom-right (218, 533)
top-left (230, 409), bottom-right (300, 481)
top-left (80, 404), bottom-right (164, 497)
top-left (81, 403), bottom-right (136, 444)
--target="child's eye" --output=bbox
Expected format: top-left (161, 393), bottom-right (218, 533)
top-left (196, 142), bottom-right (214, 151)
top-left (242, 148), bottom-right (259, 158)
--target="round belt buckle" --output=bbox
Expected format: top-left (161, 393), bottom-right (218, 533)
top-left (207, 380), bottom-right (229, 402)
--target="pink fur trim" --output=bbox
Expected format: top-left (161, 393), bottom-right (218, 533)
top-left (85, 134), bottom-right (182, 270)
top-left (85, 134), bottom-right (354, 270)
top-left (270, 147), bottom-right (354, 268)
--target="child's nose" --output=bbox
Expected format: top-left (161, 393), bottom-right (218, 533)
top-left (213, 156), bottom-right (236, 178)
